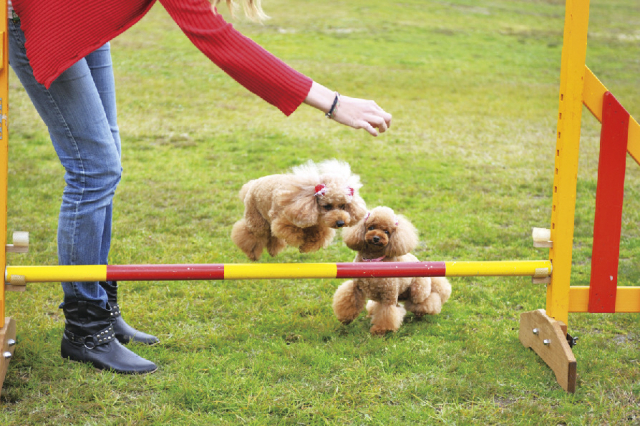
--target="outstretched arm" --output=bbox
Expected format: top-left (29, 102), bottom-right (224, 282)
top-left (161, 0), bottom-right (391, 135)
top-left (160, 0), bottom-right (312, 116)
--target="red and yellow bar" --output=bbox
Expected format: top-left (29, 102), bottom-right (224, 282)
top-left (5, 260), bottom-right (552, 283)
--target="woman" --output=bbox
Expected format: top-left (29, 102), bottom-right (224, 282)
top-left (9, 0), bottom-right (392, 374)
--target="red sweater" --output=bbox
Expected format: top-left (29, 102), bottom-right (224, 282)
top-left (13, 0), bottom-right (313, 116)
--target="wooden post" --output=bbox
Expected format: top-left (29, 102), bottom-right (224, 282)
top-left (0, 317), bottom-right (16, 391)
top-left (519, 310), bottom-right (577, 393)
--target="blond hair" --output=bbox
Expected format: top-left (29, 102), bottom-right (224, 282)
top-left (212, 0), bottom-right (269, 22)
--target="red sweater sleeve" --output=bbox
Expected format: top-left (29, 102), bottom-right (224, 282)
top-left (158, 0), bottom-right (313, 116)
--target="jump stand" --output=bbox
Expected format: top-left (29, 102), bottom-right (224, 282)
top-left (0, 2), bottom-right (15, 393)
top-left (0, 0), bottom-right (638, 395)
top-left (519, 0), bottom-right (640, 393)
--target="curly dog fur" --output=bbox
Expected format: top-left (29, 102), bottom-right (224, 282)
top-left (232, 159), bottom-right (367, 261)
top-left (332, 206), bottom-right (452, 335)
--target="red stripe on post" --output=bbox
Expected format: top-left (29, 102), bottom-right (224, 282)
top-left (588, 92), bottom-right (630, 313)
top-left (336, 262), bottom-right (446, 279)
top-left (107, 264), bottom-right (225, 281)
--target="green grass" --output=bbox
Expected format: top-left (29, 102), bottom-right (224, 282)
top-left (2, 0), bottom-right (640, 424)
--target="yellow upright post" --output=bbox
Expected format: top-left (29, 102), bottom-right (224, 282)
top-left (546, 0), bottom-right (591, 326)
top-left (0, 0), bottom-right (8, 329)
top-left (0, 0), bottom-right (16, 393)
top-left (519, 0), bottom-right (590, 394)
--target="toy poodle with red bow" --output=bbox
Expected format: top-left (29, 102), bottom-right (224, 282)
top-left (332, 206), bottom-right (452, 335)
top-left (232, 159), bottom-right (367, 261)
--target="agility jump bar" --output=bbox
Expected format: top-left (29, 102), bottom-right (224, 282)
top-left (5, 260), bottom-right (552, 283)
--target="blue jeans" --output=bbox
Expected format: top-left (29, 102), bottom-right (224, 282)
top-left (9, 20), bottom-right (122, 308)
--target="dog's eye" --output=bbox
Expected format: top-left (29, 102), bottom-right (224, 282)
top-left (323, 204), bottom-right (333, 211)
top-left (339, 204), bottom-right (346, 210)
top-left (384, 230), bottom-right (390, 236)
top-left (368, 226), bottom-right (375, 231)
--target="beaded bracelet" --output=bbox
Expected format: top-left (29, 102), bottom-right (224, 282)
top-left (325, 92), bottom-right (340, 119)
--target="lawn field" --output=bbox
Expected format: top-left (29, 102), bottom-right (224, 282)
top-left (1, 0), bottom-right (640, 424)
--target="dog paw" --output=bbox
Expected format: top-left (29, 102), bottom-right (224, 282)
top-left (412, 311), bottom-right (425, 319)
top-left (369, 325), bottom-right (392, 335)
top-left (267, 238), bottom-right (286, 257)
top-left (404, 300), bottom-right (425, 317)
top-left (423, 294), bottom-right (443, 315)
top-left (247, 249), bottom-right (261, 261)
top-left (298, 242), bottom-right (318, 253)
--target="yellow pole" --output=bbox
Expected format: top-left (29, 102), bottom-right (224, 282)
top-left (583, 65), bottom-right (640, 166)
top-left (6, 265), bottom-right (108, 283)
top-left (0, 0), bottom-right (9, 329)
top-left (445, 261), bottom-right (552, 277)
top-left (546, 0), bottom-right (591, 325)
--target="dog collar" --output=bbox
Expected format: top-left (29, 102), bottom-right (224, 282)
top-left (361, 255), bottom-right (385, 262)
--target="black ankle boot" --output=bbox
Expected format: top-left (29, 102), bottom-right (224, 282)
top-left (100, 281), bottom-right (159, 345)
top-left (61, 301), bottom-right (157, 374)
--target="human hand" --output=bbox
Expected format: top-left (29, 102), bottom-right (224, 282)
top-left (304, 82), bottom-right (392, 137)
top-left (330, 95), bottom-right (392, 137)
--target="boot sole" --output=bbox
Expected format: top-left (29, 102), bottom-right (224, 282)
top-left (65, 357), bottom-right (158, 375)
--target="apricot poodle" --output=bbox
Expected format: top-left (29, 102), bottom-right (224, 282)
top-left (332, 206), bottom-right (452, 335)
top-left (231, 159), bottom-right (367, 261)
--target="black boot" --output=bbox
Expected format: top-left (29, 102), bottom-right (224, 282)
top-left (100, 281), bottom-right (159, 345)
top-left (61, 301), bottom-right (157, 374)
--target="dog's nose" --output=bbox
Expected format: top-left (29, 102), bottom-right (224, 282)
top-left (373, 236), bottom-right (380, 243)
top-left (336, 220), bottom-right (345, 228)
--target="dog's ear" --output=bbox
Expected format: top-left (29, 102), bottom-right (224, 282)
top-left (279, 186), bottom-right (319, 228)
top-left (386, 215), bottom-right (419, 257)
top-left (344, 195), bottom-right (367, 225)
top-left (342, 218), bottom-right (367, 251)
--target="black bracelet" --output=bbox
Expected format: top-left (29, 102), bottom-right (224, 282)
top-left (325, 92), bottom-right (340, 119)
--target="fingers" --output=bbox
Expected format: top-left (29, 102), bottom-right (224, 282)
top-left (369, 114), bottom-right (388, 133)
top-left (361, 122), bottom-right (379, 137)
top-left (357, 102), bottom-right (391, 136)
top-left (333, 96), bottom-right (392, 136)
top-left (355, 119), bottom-right (384, 136)
top-left (371, 101), bottom-right (392, 130)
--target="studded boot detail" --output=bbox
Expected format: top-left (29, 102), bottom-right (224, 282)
top-left (99, 281), bottom-right (160, 345)
top-left (61, 301), bottom-right (157, 374)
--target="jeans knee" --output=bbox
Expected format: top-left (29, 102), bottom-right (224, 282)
top-left (64, 157), bottom-right (122, 204)
top-left (94, 160), bottom-right (122, 198)
top-left (102, 160), bottom-right (122, 190)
